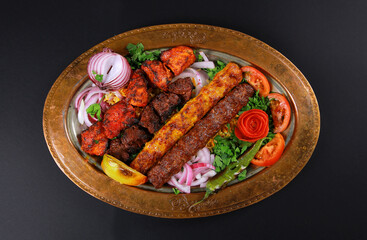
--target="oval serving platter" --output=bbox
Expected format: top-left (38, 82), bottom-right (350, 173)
top-left (43, 24), bottom-right (320, 218)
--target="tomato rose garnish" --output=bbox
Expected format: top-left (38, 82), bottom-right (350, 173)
top-left (235, 109), bottom-right (269, 142)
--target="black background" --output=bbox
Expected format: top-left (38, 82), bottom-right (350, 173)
top-left (1, 0), bottom-right (366, 239)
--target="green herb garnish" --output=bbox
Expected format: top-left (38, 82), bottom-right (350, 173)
top-left (86, 103), bottom-right (102, 121)
top-left (172, 188), bottom-right (180, 195)
top-left (204, 60), bottom-right (226, 80)
top-left (92, 70), bottom-right (103, 82)
top-left (238, 90), bottom-right (274, 132)
top-left (237, 169), bottom-right (247, 181)
top-left (93, 140), bottom-right (99, 144)
top-left (213, 131), bottom-right (253, 172)
top-left (125, 43), bottom-right (161, 69)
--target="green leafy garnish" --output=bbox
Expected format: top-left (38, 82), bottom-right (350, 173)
top-left (213, 131), bottom-right (253, 172)
top-left (92, 70), bottom-right (103, 82)
top-left (238, 90), bottom-right (274, 132)
top-left (196, 53), bottom-right (204, 62)
top-left (93, 140), bottom-right (99, 144)
top-left (86, 103), bottom-right (102, 121)
top-left (238, 169), bottom-right (247, 181)
top-left (125, 43), bottom-right (161, 69)
top-left (204, 60), bottom-right (226, 80)
top-left (172, 188), bottom-right (180, 195)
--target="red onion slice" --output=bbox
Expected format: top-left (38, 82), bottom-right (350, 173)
top-left (77, 100), bottom-right (85, 125)
top-left (199, 51), bottom-right (209, 62)
top-left (87, 51), bottom-right (131, 90)
top-left (190, 61), bottom-right (215, 69)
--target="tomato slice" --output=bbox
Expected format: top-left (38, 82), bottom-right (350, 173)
top-left (241, 66), bottom-right (271, 97)
top-left (268, 93), bottom-right (291, 133)
top-left (251, 133), bottom-right (285, 166)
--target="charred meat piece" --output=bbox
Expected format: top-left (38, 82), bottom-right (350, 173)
top-left (141, 60), bottom-right (173, 91)
top-left (102, 100), bottom-right (137, 139)
top-left (151, 92), bottom-right (181, 123)
top-left (81, 121), bottom-right (108, 156)
top-left (120, 125), bottom-right (151, 153)
top-left (160, 46), bottom-right (196, 76)
top-left (148, 84), bottom-right (255, 188)
top-left (107, 125), bottom-right (151, 161)
top-left (126, 69), bottom-right (149, 107)
top-left (139, 105), bottom-right (162, 134)
top-left (107, 138), bottom-right (130, 161)
top-left (167, 77), bottom-right (194, 102)
top-left (130, 63), bottom-right (243, 174)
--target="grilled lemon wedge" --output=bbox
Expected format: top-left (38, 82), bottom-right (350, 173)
top-left (101, 154), bottom-right (147, 186)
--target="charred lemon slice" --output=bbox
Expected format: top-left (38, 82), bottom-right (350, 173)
top-left (101, 154), bottom-right (147, 186)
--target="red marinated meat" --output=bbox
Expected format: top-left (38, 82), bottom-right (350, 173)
top-left (102, 100), bottom-right (137, 139)
top-left (81, 121), bottom-right (108, 156)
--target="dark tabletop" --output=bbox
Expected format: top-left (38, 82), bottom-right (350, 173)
top-left (1, 0), bottom-right (366, 239)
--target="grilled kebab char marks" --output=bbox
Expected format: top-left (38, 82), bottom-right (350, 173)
top-left (148, 84), bottom-right (255, 188)
top-left (130, 63), bottom-right (243, 174)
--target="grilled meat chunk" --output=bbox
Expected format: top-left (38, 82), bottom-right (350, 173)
top-left (120, 125), bottom-right (151, 153)
top-left (167, 77), bottom-right (194, 102)
top-left (107, 125), bottom-right (151, 161)
top-left (139, 105), bottom-right (162, 134)
top-left (126, 69), bottom-right (149, 107)
top-left (107, 138), bottom-right (130, 161)
top-left (151, 92), bottom-right (181, 123)
top-left (102, 100), bottom-right (137, 139)
top-left (148, 84), bottom-right (255, 188)
top-left (160, 46), bottom-right (196, 76)
top-left (130, 63), bottom-right (243, 174)
top-left (81, 121), bottom-right (108, 156)
top-left (141, 60), bottom-right (173, 91)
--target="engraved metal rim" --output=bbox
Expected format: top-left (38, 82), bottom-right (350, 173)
top-left (43, 23), bottom-right (320, 218)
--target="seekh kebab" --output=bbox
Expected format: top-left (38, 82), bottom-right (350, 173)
top-left (130, 63), bottom-right (243, 174)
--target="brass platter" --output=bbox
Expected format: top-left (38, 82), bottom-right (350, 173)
top-left (43, 24), bottom-right (320, 218)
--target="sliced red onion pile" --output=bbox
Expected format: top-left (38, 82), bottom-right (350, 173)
top-left (87, 48), bottom-right (131, 90)
top-left (74, 86), bottom-right (109, 127)
top-left (168, 147), bottom-right (217, 193)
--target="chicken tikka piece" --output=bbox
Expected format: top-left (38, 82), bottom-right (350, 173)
top-left (160, 46), bottom-right (196, 76)
top-left (81, 121), bottom-right (108, 156)
top-left (126, 69), bottom-right (149, 107)
top-left (102, 100), bottom-right (137, 139)
top-left (141, 60), bottom-right (173, 91)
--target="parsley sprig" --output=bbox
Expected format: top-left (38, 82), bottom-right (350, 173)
top-left (86, 103), bottom-right (102, 121)
top-left (125, 43), bottom-right (161, 69)
top-left (91, 70), bottom-right (103, 82)
top-left (195, 52), bottom-right (226, 80)
top-left (213, 130), bottom-right (253, 173)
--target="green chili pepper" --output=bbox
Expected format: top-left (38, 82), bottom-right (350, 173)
top-left (190, 138), bottom-right (264, 209)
